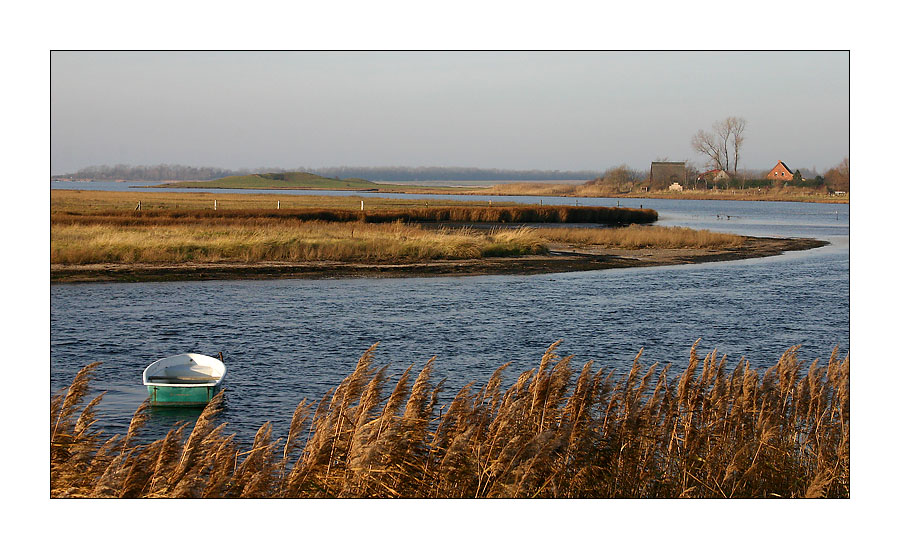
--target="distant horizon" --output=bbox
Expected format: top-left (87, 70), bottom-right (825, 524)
top-left (53, 159), bottom-right (839, 178)
top-left (51, 51), bottom-right (849, 176)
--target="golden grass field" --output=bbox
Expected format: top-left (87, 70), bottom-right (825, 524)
top-left (532, 225), bottom-right (745, 249)
top-left (50, 341), bottom-right (849, 498)
top-left (51, 190), bottom-right (744, 266)
top-left (51, 222), bottom-right (549, 264)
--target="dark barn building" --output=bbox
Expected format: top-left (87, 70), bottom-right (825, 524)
top-left (650, 161), bottom-right (686, 188)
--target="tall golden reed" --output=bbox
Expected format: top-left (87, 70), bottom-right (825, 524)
top-left (52, 218), bottom-right (739, 266)
top-left (50, 222), bottom-right (549, 264)
top-left (50, 342), bottom-right (848, 498)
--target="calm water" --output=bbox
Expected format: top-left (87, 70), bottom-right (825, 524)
top-left (50, 185), bottom-right (849, 443)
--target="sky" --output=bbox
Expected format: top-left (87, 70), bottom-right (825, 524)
top-left (51, 51), bottom-right (849, 175)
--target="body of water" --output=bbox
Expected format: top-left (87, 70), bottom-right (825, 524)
top-left (50, 183), bottom-right (849, 443)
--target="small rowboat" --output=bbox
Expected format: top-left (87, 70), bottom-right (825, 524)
top-left (142, 352), bottom-right (226, 407)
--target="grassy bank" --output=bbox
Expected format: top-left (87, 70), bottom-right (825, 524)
top-left (535, 225), bottom-right (745, 249)
top-left (53, 205), bottom-right (656, 226)
top-left (50, 190), bottom-right (673, 265)
top-left (52, 222), bottom-right (739, 265)
top-left (158, 171), bottom-right (465, 194)
top-left (50, 342), bottom-right (849, 498)
top-left (161, 171), bottom-right (378, 190)
top-left (51, 190), bottom-right (656, 224)
top-left (51, 222), bottom-right (550, 264)
top-left (474, 182), bottom-right (849, 204)
top-left (51, 211), bottom-right (750, 266)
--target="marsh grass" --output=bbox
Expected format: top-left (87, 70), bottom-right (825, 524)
top-left (49, 201), bottom-right (675, 266)
top-left (535, 225), bottom-right (746, 249)
top-left (51, 222), bottom-right (549, 264)
top-left (51, 219), bottom-right (740, 265)
top-left (51, 194), bottom-right (753, 267)
top-left (50, 342), bottom-right (849, 498)
top-left (51, 212), bottom-right (745, 265)
top-left (52, 204), bottom-right (656, 225)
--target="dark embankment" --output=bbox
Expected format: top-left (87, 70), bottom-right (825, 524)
top-left (52, 204), bottom-right (657, 226)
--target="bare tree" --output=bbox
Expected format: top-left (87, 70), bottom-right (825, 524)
top-left (692, 117), bottom-right (747, 173)
top-left (691, 130), bottom-right (725, 171)
top-left (729, 117), bottom-right (746, 174)
top-left (713, 119), bottom-right (733, 172)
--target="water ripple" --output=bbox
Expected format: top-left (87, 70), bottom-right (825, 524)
top-left (51, 199), bottom-right (849, 443)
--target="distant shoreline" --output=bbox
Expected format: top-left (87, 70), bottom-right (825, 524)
top-left (50, 236), bottom-right (827, 284)
top-left (156, 184), bottom-right (849, 205)
top-left (52, 178), bottom-right (849, 205)
top-left (150, 181), bottom-right (848, 205)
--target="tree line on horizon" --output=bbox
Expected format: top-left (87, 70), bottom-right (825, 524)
top-left (56, 159), bottom-right (848, 192)
top-left (56, 164), bottom-right (604, 182)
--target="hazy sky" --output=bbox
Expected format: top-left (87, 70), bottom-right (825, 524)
top-left (51, 51), bottom-right (849, 174)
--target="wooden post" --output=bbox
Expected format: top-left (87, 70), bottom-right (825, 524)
top-left (214, 199), bottom-right (217, 210)
top-left (361, 200), bottom-right (364, 211)
top-left (277, 200), bottom-right (280, 209)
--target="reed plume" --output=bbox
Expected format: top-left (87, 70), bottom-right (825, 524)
top-left (51, 341), bottom-right (850, 498)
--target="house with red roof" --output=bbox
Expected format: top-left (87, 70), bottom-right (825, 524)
top-left (766, 161), bottom-right (794, 181)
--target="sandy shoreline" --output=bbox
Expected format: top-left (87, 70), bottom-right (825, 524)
top-left (50, 236), bottom-right (827, 283)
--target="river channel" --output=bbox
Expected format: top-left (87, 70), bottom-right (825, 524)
top-left (50, 182), bottom-right (849, 443)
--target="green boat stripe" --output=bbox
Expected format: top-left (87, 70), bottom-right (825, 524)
top-left (148, 384), bottom-right (220, 406)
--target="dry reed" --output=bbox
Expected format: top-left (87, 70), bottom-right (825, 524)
top-left (52, 204), bottom-right (656, 225)
top-left (52, 212), bottom-right (740, 266)
top-left (51, 222), bottom-right (549, 264)
top-left (50, 341), bottom-right (849, 498)
top-left (534, 225), bottom-right (746, 249)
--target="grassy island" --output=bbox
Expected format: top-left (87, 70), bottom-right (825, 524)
top-left (156, 171), bottom-right (462, 194)
top-left (50, 189), bottom-right (825, 282)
